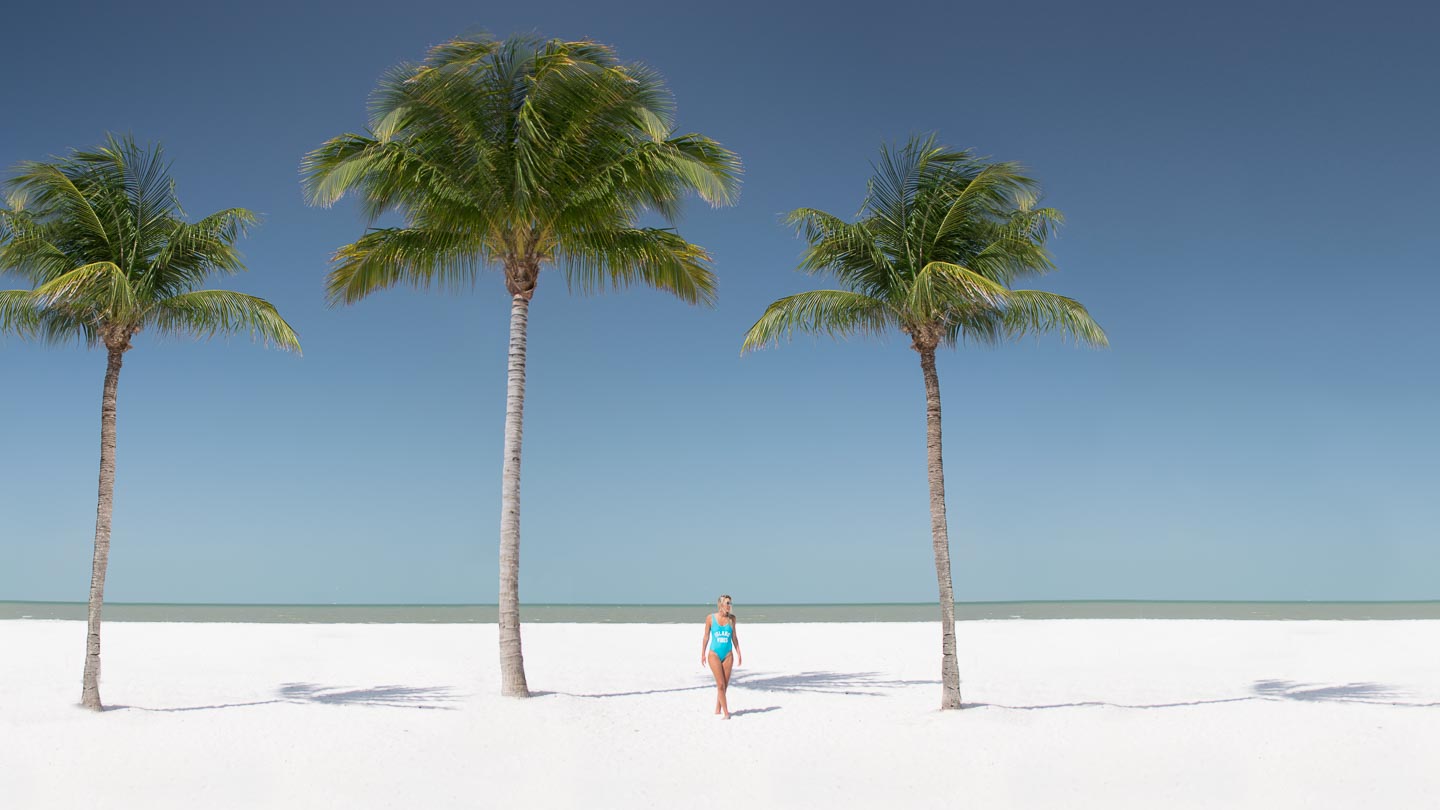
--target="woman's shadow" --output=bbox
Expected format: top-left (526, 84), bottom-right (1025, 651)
top-left (728, 706), bottom-right (782, 717)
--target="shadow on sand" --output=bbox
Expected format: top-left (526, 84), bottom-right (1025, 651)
top-left (736, 670), bottom-right (939, 696)
top-left (728, 705), bottom-right (782, 717)
top-left (112, 682), bottom-right (458, 713)
top-left (547, 670), bottom-right (939, 700)
top-left (1249, 679), bottom-right (1415, 703)
top-left (113, 676), bottom-right (1435, 714)
top-left (970, 679), bottom-right (1440, 711)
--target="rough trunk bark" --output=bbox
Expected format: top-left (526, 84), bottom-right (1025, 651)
top-left (919, 345), bottom-right (963, 710)
top-left (81, 347), bottom-right (125, 710)
top-left (498, 293), bottom-right (531, 697)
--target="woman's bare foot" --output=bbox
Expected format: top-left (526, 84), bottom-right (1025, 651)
top-left (723, 710), bottom-right (731, 720)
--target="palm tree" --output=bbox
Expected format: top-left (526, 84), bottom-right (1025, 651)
top-left (742, 135), bottom-right (1106, 710)
top-left (0, 136), bottom-right (301, 710)
top-left (301, 34), bottom-right (740, 697)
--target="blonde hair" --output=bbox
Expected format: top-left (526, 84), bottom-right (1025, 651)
top-left (717, 594), bottom-right (735, 622)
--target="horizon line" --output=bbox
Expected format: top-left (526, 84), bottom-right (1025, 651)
top-left (5, 599), bottom-right (1440, 607)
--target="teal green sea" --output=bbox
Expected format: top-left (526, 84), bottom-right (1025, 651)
top-left (3, 601), bottom-right (1438, 623)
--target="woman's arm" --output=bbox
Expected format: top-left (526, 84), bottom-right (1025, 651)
top-left (700, 614), bottom-right (712, 665)
top-left (730, 618), bottom-right (742, 666)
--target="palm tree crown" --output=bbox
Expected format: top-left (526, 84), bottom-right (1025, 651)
top-left (743, 134), bottom-right (1105, 354)
top-left (301, 33), bottom-right (741, 304)
top-left (0, 135), bottom-right (300, 353)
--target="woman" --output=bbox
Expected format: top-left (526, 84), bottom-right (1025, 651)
top-left (700, 594), bottom-right (742, 718)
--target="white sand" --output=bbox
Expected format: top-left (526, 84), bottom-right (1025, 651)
top-left (3, 620), bottom-right (1438, 809)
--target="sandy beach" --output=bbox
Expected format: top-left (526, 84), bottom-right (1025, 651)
top-left (3, 619), bottom-right (1437, 809)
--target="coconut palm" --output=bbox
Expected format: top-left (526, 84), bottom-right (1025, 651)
top-left (0, 136), bottom-right (301, 710)
top-left (301, 34), bottom-right (740, 697)
top-left (742, 135), bottom-right (1106, 709)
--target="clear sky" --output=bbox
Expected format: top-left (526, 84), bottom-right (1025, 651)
top-left (1, 0), bottom-right (1437, 604)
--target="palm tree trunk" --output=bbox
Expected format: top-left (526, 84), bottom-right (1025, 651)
top-left (81, 347), bottom-right (124, 710)
top-left (918, 346), bottom-right (963, 710)
top-left (498, 293), bottom-right (531, 697)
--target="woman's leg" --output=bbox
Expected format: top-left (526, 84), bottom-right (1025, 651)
top-left (708, 651), bottom-right (726, 715)
top-left (721, 654), bottom-right (735, 717)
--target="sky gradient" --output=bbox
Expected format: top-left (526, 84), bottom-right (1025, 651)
top-left (2, 0), bottom-right (1437, 603)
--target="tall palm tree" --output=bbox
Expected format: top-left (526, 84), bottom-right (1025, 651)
top-left (742, 135), bottom-right (1106, 710)
top-left (302, 34), bottom-right (740, 697)
top-left (0, 136), bottom-right (301, 710)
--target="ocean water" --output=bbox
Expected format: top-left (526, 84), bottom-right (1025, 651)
top-left (2, 601), bottom-right (1438, 623)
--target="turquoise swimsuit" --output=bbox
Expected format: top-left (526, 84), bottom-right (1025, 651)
top-left (708, 613), bottom-right (734, 660)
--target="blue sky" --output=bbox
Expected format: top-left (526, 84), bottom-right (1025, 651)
top-left (1, 0), bottom-right (1436, 603)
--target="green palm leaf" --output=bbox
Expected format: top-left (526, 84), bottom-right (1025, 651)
top-left (0, 290), bottom-right (94, 345)
top-left (741, 290), bottom-right (895, 352)
top-left (8, 163), bottom-right (114, 255)
top-left (149, 290), bottom-right (301, 353)
top-left (0, 206), bottom-right (74, 285)
top-left (907, 261), bottom-right (1010, 322)
top-left (993, 289), bottom-right (1108, 347)
top-left (32, 262), bottom-right (138, 323)
top-left (560, 227), bottom-right (717, 305)
top-left (325, 227), bottom-right (484, 305)
top-left (0, 289), bottom-right (46, 335)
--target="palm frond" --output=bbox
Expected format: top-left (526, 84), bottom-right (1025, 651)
top-left (31, 262), bottom-right (138, 323)
top-left (0, 289), bottom-right (46, 335)
top-left (741, 289), bottom-right (894, 353)
top-left (7, 162), bottom-right (114, 254)
top-left (148, 290), bottom-right (301, 353)
top-left (143, 207), bottom-right (258, 298)
top-left (0, 289), bottom-right (96, 345)
top-left (991, 289), bottom-right (1107, 347)
top-left (82, 134), bottom-right (180, 242)
top-left (932, 161), bottom-right (1038, 245)
top-left (784, 208), bottom-right (899, 299)
top-left (324, 227), bottom-right (485, 305)
top-left (301, 133), bottom-right (386, 208)
top-left (559, 227), bottom-right (717, 306)
top-left (964, 207), bottom-right (1063, 285)
top-left (302, 134), bottom-right (480, 220)
top-left (0, 208), bottom-right (73, 285)
top-left (907, 261), bottom-right (1010, 321)
top-left (419, 34), bottom-right (504, 73)
top-left (651, 133), bottom-right (742, 208)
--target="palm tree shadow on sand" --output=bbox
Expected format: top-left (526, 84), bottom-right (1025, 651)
top-left (544, 670), bottom-right (939, 700)
top-left (736, 671), bottom-right (939, 696)
top-left (112, 683), bottom-right (459, 713)
top-left (970, 679), bottom-right (1440, 711)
